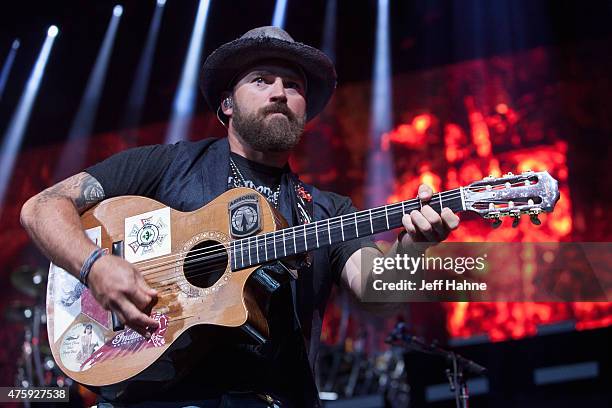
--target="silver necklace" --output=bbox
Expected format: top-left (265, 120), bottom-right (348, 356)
top-left (229, 157), bottom-right (282, 208)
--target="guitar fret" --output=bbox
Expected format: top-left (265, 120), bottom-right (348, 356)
top-left (438, 193), bottom-right (443, 212)
top-left (273, 232), bottom-right (278, 258)
top-left (327, 219), bottom-right (332, 244)
top-left (369, 209), bottom-right (374, 234)
top-left (460, 186), bottom-right (466, 210)
top-left (315, 222), bottom-right (319, 247)
top-left (293, 228), bottom-right (297, 253)
top-left (385, 206), bottom-right (389, 230)
top-left (255, 236), bottom-right (260, 263)
top-left (240, 240), bottom-right (244, 266)
top-left (283, 230), bottom-right (287, 257)
top-left (248, 237), bottom-right (252, 265)
top-left (264, 234), bottom-right (268, 261)
top-left (354, 213), bottom-right (359, 236)
top-left (340, 216), bottom-right (345, 241)
top-left (232, 241), bottom-right (237, 270)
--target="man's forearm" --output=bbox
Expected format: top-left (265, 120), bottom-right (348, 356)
top-left (21, 195), bottom-right (97, 277)
top-left (20, 172), bottom-right (105, 279)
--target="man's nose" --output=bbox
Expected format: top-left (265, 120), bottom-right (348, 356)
top-left (268, 77), bottom-right (287, 103)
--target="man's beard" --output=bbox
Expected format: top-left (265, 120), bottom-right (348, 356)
top-left (232, 100), bottom-right (305, 152)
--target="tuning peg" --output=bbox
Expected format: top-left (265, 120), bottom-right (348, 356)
top-left (529, 209), bottom-right (542, 225)
top-left (491, 216), bottom-right (502, 228)
top-left (506, 172), bottom-right (514, 176)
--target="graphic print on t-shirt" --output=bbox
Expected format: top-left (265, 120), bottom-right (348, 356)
top-left (228, 153), bottom-right (283, 206)
top-left (228, 175), bottom-right (280, 204)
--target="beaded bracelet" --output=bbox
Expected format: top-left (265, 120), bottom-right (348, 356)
top-left (79, 248), bottom-right (106, 287)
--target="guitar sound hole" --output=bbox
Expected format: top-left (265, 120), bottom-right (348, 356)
top-left (183, 240), bottom-right (228, 289)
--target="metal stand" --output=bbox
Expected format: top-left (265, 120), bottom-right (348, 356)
top-left (386, 322), bottom-right (486, 408)
top-left (445, 353), bottom-right (470, 408)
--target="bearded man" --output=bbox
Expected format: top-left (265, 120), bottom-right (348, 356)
top-left (20, 26), bottom-right (459, 407)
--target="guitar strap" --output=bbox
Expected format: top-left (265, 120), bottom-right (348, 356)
top-left (283, 174), bottom-right (314, 332)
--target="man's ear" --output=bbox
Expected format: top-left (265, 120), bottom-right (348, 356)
top-left (220, 92), bottom-right (233, 117)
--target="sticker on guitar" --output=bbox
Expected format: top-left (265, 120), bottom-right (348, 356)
top-left (59, 322), bottom-right (105, 372)
top-left (51, 226), bottom-right (110, 342)
top-left (124, 207), bottom-right (171, 263)
top-left (80, 312), bottom-right (169, 371)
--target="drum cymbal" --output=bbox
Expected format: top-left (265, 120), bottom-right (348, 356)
top-left (11, 265), bottom-right (47, 297)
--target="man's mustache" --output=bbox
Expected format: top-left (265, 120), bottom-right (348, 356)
top-left (259, 103), bottom-right (296, 122)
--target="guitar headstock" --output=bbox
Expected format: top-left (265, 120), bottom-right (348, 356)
top-left (462, 170), bottom-right (560, 227)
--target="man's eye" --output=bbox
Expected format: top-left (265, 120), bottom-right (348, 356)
top-left (254, 77), bottom-right (265, 85)
top-left (286, 82), bottom-right (300, 89)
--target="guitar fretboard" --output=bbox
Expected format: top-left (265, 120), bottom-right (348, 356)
top-left (229, 188), bottom-right (465, 270)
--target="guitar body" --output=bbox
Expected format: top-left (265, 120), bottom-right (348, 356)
top-left (44, 170), bottom-right (559, 388)
top-left (46, 187), bottom-right (285, 386)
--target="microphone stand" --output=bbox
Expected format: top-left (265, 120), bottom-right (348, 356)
top-left (385, 323), bottom-right (487, 408)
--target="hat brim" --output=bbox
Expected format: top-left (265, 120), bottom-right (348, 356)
top-left (201, 36), bottom-right (337, 122)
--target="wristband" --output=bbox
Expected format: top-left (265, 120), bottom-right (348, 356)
top-left (80, 248), bottom-right (106, 287)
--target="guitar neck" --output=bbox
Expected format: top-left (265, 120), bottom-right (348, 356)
top-left (230, 187), bottom-right (466, 270)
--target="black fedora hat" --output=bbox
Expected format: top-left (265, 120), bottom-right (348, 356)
top-left (200, 26), bottom-right (337, 122)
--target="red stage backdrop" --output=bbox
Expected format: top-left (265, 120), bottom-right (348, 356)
top-left (0, 39), bottom-right (610, 383)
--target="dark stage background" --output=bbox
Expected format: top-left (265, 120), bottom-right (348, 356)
top-left (0, 0), bottom-right (610, 406)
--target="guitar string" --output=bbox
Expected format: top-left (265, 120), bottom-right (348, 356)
top-left (136, 188), bottom-right (463, 276)
top-left (145, 196), bottom-right (464, 286)
top-left (136, 181), bottom-right (529, 275)
top-left (138, 189), bottom-right (465, 280)
top-left (144, 197), bottom-right (523, 289)
top-left (142, 187), bottom-right (535, 282)
top-left (136, 177), bottom-right (535, 274)
top-left (146, 196), bottom-right (532, 293)
top-left (109, 179), bottom-right (533, 288)
top-left (145, 213), bottom-right (434, 289)
top-left (142, 190), bottom-right (534, 285)
top-left (141, 185), bottom-right (533, 285)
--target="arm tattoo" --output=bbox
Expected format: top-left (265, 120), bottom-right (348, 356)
top-left (74, 176), bottom-right (105, 211)
top-left (38, 173), bottom-right (105, 213)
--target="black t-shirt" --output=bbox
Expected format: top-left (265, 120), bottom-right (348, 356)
top-left (85, 139), bottom-right (379, 405)
top-left (228, 152), bottom-right (284, 205)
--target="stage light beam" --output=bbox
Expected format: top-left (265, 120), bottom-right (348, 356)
top-left (321, 0), bottom-right (337, 62)
top-left (272, 0), bottom-right (289, 28)
top-left (366, 0), bottom-right (394, 209)
top-left (53, 7), bottom-right (123, 181)
top-left (0, 27), bottom-right (58, 212)
top-left (123, 0), bottom-right (167, 135)
top-left (0, 39), bottom-right (21, 101)
top-left (165, 0), bottom-right (211, 143)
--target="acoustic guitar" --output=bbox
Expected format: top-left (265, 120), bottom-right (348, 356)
top-left (46, 170), bottom-right (559, 386)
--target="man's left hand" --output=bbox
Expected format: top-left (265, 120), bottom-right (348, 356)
top-left (400, 184), bottom-right (460, 246)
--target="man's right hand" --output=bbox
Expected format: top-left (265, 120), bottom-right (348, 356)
top-left (20, 172), bottom-right (159, 337)
top-left (87, 255), bottom-right (159, 337)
